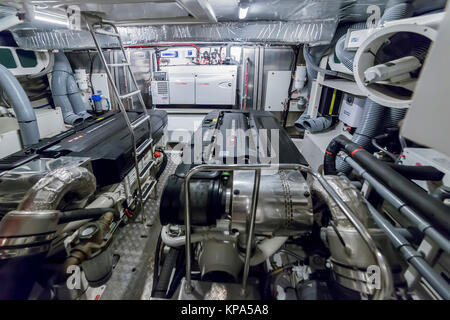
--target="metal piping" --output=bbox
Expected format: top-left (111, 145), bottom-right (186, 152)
top-left (0, 64), bottom-right (40, 146)
top-left (341, 155), bottom-right (450, 254)
top-left (0, 166), bottom-right (96, 299)
top-left (160, 225), bottom-right (235, 247)
top-left (18, 166), bottom-right (96, 211)
top-left (241, 169), bottom-right (261, 295)
top-left (183, 163), bottom-right (392, 300)
top-left (364, 199), bottom-right (450, 299)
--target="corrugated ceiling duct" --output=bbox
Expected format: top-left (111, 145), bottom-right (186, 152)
top-left (10, 19), bottom-right (338, 50)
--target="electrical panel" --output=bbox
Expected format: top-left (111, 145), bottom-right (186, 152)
top-left (151, 76), bottom-right (170, 105)
top-left (151, 65), bottom-right (237, 106)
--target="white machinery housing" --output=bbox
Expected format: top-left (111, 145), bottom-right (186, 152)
top-left (151, 65), bottom-right (237, 106)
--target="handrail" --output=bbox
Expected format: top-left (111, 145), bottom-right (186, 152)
top-left (183, 163), bottom-right (393, 299)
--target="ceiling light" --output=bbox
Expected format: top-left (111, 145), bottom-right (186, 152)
top-left (239, 6), bottom-right (249, 20)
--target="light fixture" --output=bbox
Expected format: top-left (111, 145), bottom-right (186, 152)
top-left (238, 0), bottom-right (250, 20)
top-left (239, 6), bottom-right (249, 19)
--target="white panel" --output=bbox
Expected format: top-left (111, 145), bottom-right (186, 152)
top-left (35, 107), bottom-right (66, 138)
top-left (168, 72), bottom-right (195, 104)
top-left (264, 71), bottom-right (291, 111)
top-left (0, 118), bottom-right (21, 159)
top-left (401, 6), bottom-right (450, 156)
top-left (195, 73), bottom-right (235, 105)
top-left (162, 65), bottom-right (237, 105)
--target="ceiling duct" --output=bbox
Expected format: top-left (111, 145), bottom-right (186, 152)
top-left (10, 19), bottom-right (338, 50)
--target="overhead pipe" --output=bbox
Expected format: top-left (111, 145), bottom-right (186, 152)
top-left (0, 64), bottom-right (40, 146)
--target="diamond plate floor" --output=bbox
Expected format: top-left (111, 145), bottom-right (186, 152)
top-left (101, 151), bottom-right (181, 300)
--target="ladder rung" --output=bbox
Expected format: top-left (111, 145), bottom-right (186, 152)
top-left (132, 114), bottom-right (150, 129)
top-left (120, 90), bottom-right (141, 99)
top-left (94, 29), bottom-right (120, 37)
top-left (108, 63), bottom-right (130, 67)
top-left (136, 138), bottom-right (153, 156)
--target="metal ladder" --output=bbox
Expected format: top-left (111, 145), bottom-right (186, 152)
top-left (86, 19), bottom-right (152, 221)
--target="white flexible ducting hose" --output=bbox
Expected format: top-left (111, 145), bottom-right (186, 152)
top-left (241, 236), bottom-right (288, 266)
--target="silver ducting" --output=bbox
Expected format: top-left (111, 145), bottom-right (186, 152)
top-left (0, 166), bottom-right (96, 300)
top-left (10, 20), bottom-right (337, 50)
top-left (231, 170), bottom-right (313, 236)
top-left (312, 176), bottom-right (398, 296)
top-left (18, 166), bottom-right (96, 211)
top-left (0, 64), bottom-right (40, 146)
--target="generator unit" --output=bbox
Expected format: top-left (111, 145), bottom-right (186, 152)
top-left (150, 65), bottom-right (237, 106)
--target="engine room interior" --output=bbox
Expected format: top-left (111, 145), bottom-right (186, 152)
top-left (0, 0), bottom-right (449, 304)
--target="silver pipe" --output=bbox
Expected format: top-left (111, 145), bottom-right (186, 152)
top-left (241, 169), bottom-right (261, 295)
top-left (342, 155), bottom-right (450, 254)
top-left (183, 163), bottom-right (392, 299)
top-left (18, 166), bottom-right (96, 211)
top-left (364, 199), bottom-right (450, 299)
top-left (313, 173), bottom-right (393, 299)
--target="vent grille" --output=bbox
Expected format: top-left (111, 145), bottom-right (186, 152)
top-left (157, 81), bottom-right (168, 95)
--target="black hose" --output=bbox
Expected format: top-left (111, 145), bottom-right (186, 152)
top-left (386, 163), bottom-right (444, 181)
top-left (152, 247), bottom-right (179, 298)
top-left (166, 245), bottom-right (186, 298)
top-left (58, 207), bottom-right (120, 224)
top-left (372, 136), bottom-right (398, 162)
top-left (151, 233), bottom-right (162, 297)
top-left (155, 150), bottom-right (168, 180)
top-left (323, 135), bottom-right (450, 236)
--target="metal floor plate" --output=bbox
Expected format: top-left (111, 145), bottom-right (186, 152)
top-left (101, 151), bottom-right (181, 300)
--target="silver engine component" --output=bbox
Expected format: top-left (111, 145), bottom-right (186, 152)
top-left (231, 170), bottom-right (313, 236)
top-left (188, 170), bottom-right (313, 283)
top-left (0, 166), bottom-right (97, 300)
top-left (312, 176), bottom-right (399, 296)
